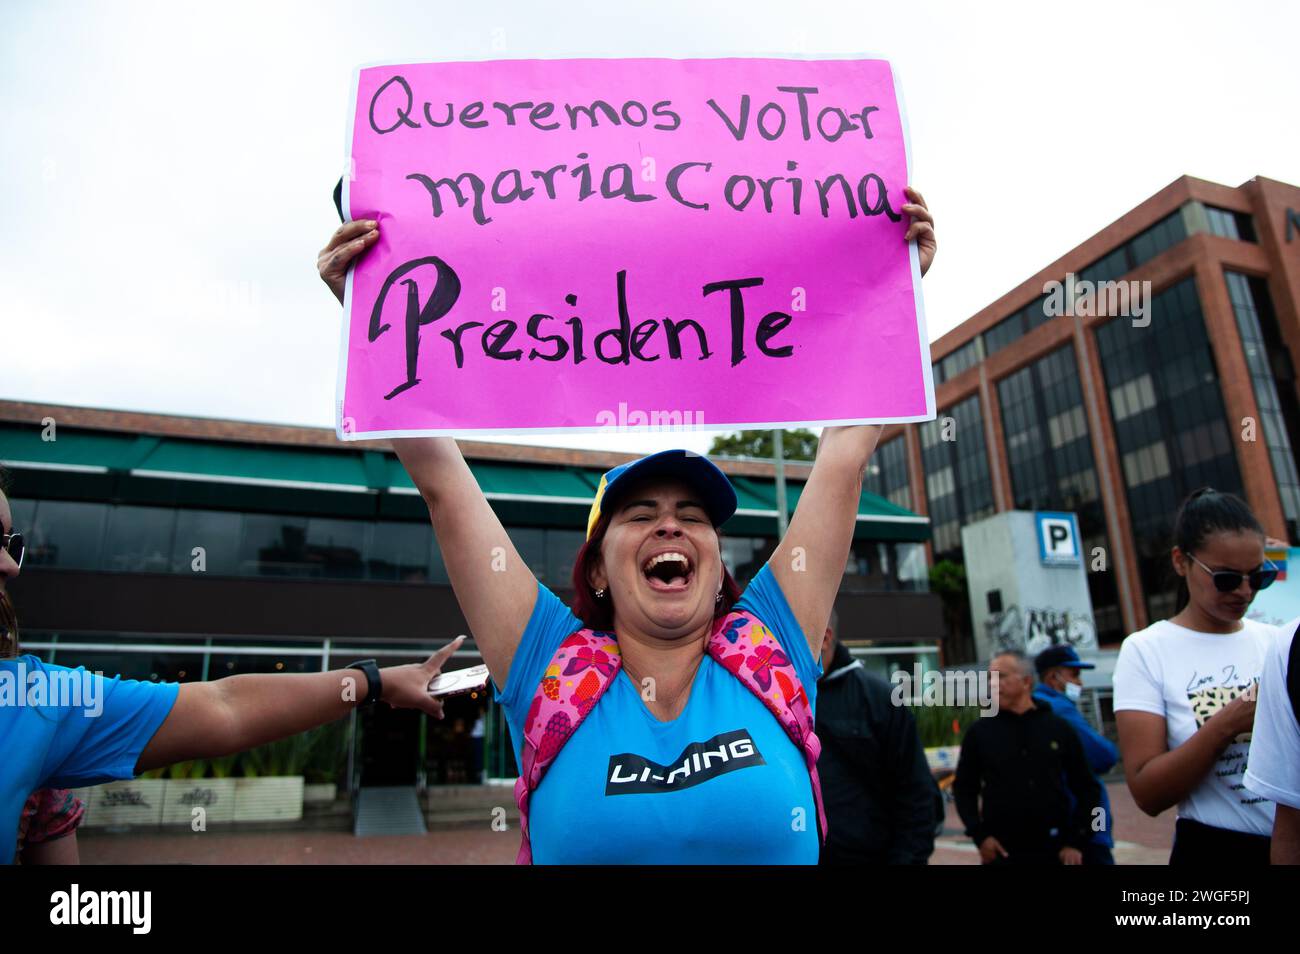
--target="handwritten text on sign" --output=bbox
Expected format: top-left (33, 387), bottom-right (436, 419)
top-left (338, 57), bottom-right (931, 438)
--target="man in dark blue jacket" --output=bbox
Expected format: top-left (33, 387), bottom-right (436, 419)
top-left (1033, 644), bottom-right (1119, 865)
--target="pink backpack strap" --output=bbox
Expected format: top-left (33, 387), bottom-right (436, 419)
top-left (513, 628), bottom-right (621, 864)
top-left (707, 610), bottom-right (828, 844)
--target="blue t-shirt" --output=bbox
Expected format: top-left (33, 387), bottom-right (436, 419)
top-left (494, 562), bottom-right (823, 864)
top-left (0, 655), bottom-right (179, 860)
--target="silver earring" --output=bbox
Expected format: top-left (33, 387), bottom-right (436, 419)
top-left (715, 591), bottom-right (723, 603)
top-left (595, 588), bottom-right (606, 598)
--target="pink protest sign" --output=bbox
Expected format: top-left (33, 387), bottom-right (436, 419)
top-left (337, 57), bottom-right (933, 439)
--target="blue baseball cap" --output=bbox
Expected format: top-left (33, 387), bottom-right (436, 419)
top-left (1034, 644), bottom-right (1096, 675)
top-left (586, 449), bottom-right (738, 540)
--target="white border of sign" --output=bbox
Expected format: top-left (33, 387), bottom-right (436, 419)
top-left (334, 54), bottom-right (935, 441)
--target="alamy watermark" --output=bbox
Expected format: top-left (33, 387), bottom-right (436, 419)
top-left (890, 664), bottom-right (999, 716)
top-left (1043, 272), bottom-right (1151, 328)
top-left (50, 884), bottom-right (151, 934)
top-left (0, 660), bottom-right (103, 716)
top-left (595, 401), bottom-right (704, 432)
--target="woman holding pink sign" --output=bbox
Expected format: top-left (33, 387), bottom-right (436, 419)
top-left (317, 191), bottom-right (935, 863)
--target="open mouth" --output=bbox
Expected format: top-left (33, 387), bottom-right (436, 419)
top-left (641, 550), bottom-right (694, 592)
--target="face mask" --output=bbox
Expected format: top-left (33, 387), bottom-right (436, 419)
top-left (1064, 682), bottom-right (1083, 702)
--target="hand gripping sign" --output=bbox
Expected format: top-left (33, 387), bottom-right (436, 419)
top-left (336, 57), bottom-right (934, 439)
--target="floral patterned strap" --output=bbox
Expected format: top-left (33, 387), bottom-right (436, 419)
top-left (16, 788), bottom-right (85, 863)
top-left (707, 611), bottom-right (827, 843)
top-left (513, 629), bottom-right (622, 864)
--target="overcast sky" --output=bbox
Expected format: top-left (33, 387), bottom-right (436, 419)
top-left (3, 0), bottom-right (1296, 457)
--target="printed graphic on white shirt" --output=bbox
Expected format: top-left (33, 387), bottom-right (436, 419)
top-left (1187, 681), bottom-right (1255, 745)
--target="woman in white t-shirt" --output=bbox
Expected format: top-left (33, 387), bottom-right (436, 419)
top-left (1114, 487), bottom-right (1278, 864)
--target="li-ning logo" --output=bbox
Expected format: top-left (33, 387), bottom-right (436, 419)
top-left (605, 728), bottom-right (764, 795)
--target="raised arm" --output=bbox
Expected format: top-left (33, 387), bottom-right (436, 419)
top-left (767, 186), bottom-right (935, 659)
top-left (390, 438), bottom-right (538, 688)
top-left (770, 425), bottom-right (881, 659)
top-left (318, 220), bottom-right (537, 689)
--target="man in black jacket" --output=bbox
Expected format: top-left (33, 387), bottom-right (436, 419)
top-left (954, 650), bottom-right (1101, 865)
top-left (815, 610), bottom-right (940, 864)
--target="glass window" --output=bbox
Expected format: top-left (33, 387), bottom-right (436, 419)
top-left (304, 517), bottom-right (369, 580)
top-left (25, 500), bottom-right (108, 570)
top-left (983, 311), bottom-right (1025, 356)
top-left (1224, 270), bottom-right (1300, 537)
top-left (52, 648), bottom-right (206, 684)
top-left (209, 652), bottom-right (316, 677)
top-left (1096, 275), bottom-right (1244, 622)
top-left (721, 534), bottom-right (768, 583)
top-left (1077, 247), bottom-right (1128, 288)
top-left (545, 530), bottom-right (585, 589)
top-left (926, 466), bottom-right (954, 501)
top-left (996, 344), bottom-right (1120, 642)
top-left (940, 339), bottom-right (982, 380)
top-left (841, 539), bottom-right (887, 593)
top-left (895, 542), bottom-right (929, 591)
top-left (865, 437), bottom-right (912, 512)
top-left (7, 498), bottom-right (36, 535)
top-left (172, 509), bottom-right (242, 576)
top-left (509, 527), bottom-right (547, 581)
top-left (103, 505), bottom-right (177, 574)
top-left (919, 394), bottom-right (993, 562)
top-left (1203, 205), bottom-right (1256, 243)
top-left (1023, 292), bottom-right (1055, 331)
top-left (369, 520), bottom-right (433, 582)
top-left (1129, 211), bottom-right (1187, 269)
top-left (239, 513), bottom-right (310, 577)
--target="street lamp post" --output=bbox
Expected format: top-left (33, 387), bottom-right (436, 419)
top-left (773, 429), bottom-right (788, 537)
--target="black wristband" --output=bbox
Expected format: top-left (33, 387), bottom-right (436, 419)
top-left (346, 659), bottom-right (383, 707)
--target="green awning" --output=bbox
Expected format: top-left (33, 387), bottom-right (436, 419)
top-left (0, 423), bottom-right (375, 493)
top-left (132, 440), bottom-right (372, 492)
top-left (729, 474), bottom-right (930, 542)
top-left (729, 475), bottom-right (781, 514)
top-left (0, 422), bottom-right (144, 472)
top-left (1, 421), bottom-right (929, 541)
top-left (386, 456), bottom-right (599, 506)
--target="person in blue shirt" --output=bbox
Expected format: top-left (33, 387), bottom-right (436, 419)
top-left (0, 473), bottom-right (460, 863)
top-left (1033, 644), bottom-right (1119, 864)
top-left (316, 188), bottom-right (939, 863)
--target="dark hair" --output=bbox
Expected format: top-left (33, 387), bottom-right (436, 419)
top-left (1171, 487), bottom-right (1264, 612)
top-left (0, 590), bottom-right (19, 659)
top-left (0, 463), bottom-right (11, 496)
top-left (570, 509), bottom-right (743, 630)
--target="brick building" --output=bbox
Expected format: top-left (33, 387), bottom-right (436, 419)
top-left (870, 175), bottom-right (1300, 651)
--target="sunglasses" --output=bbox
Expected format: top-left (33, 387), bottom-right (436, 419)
top-left (1, 531), bottom-right (24, 570)
top-left (1186, 552), bottom-right (1277, 594)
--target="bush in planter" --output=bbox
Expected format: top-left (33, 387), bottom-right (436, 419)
top-left (166, 759), bottom-right (209, 780)
top-left (302, 719), bottom-right (349, 785)
top-left (237, 731), bottom-right (316, 778)
top-left (913, 703), bottom-right (982, 749)
top-left (208, 753), bottom-right (240, 779)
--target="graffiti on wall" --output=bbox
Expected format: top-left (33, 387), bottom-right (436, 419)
top-left (985, 604), bottom-right (1097, 657)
